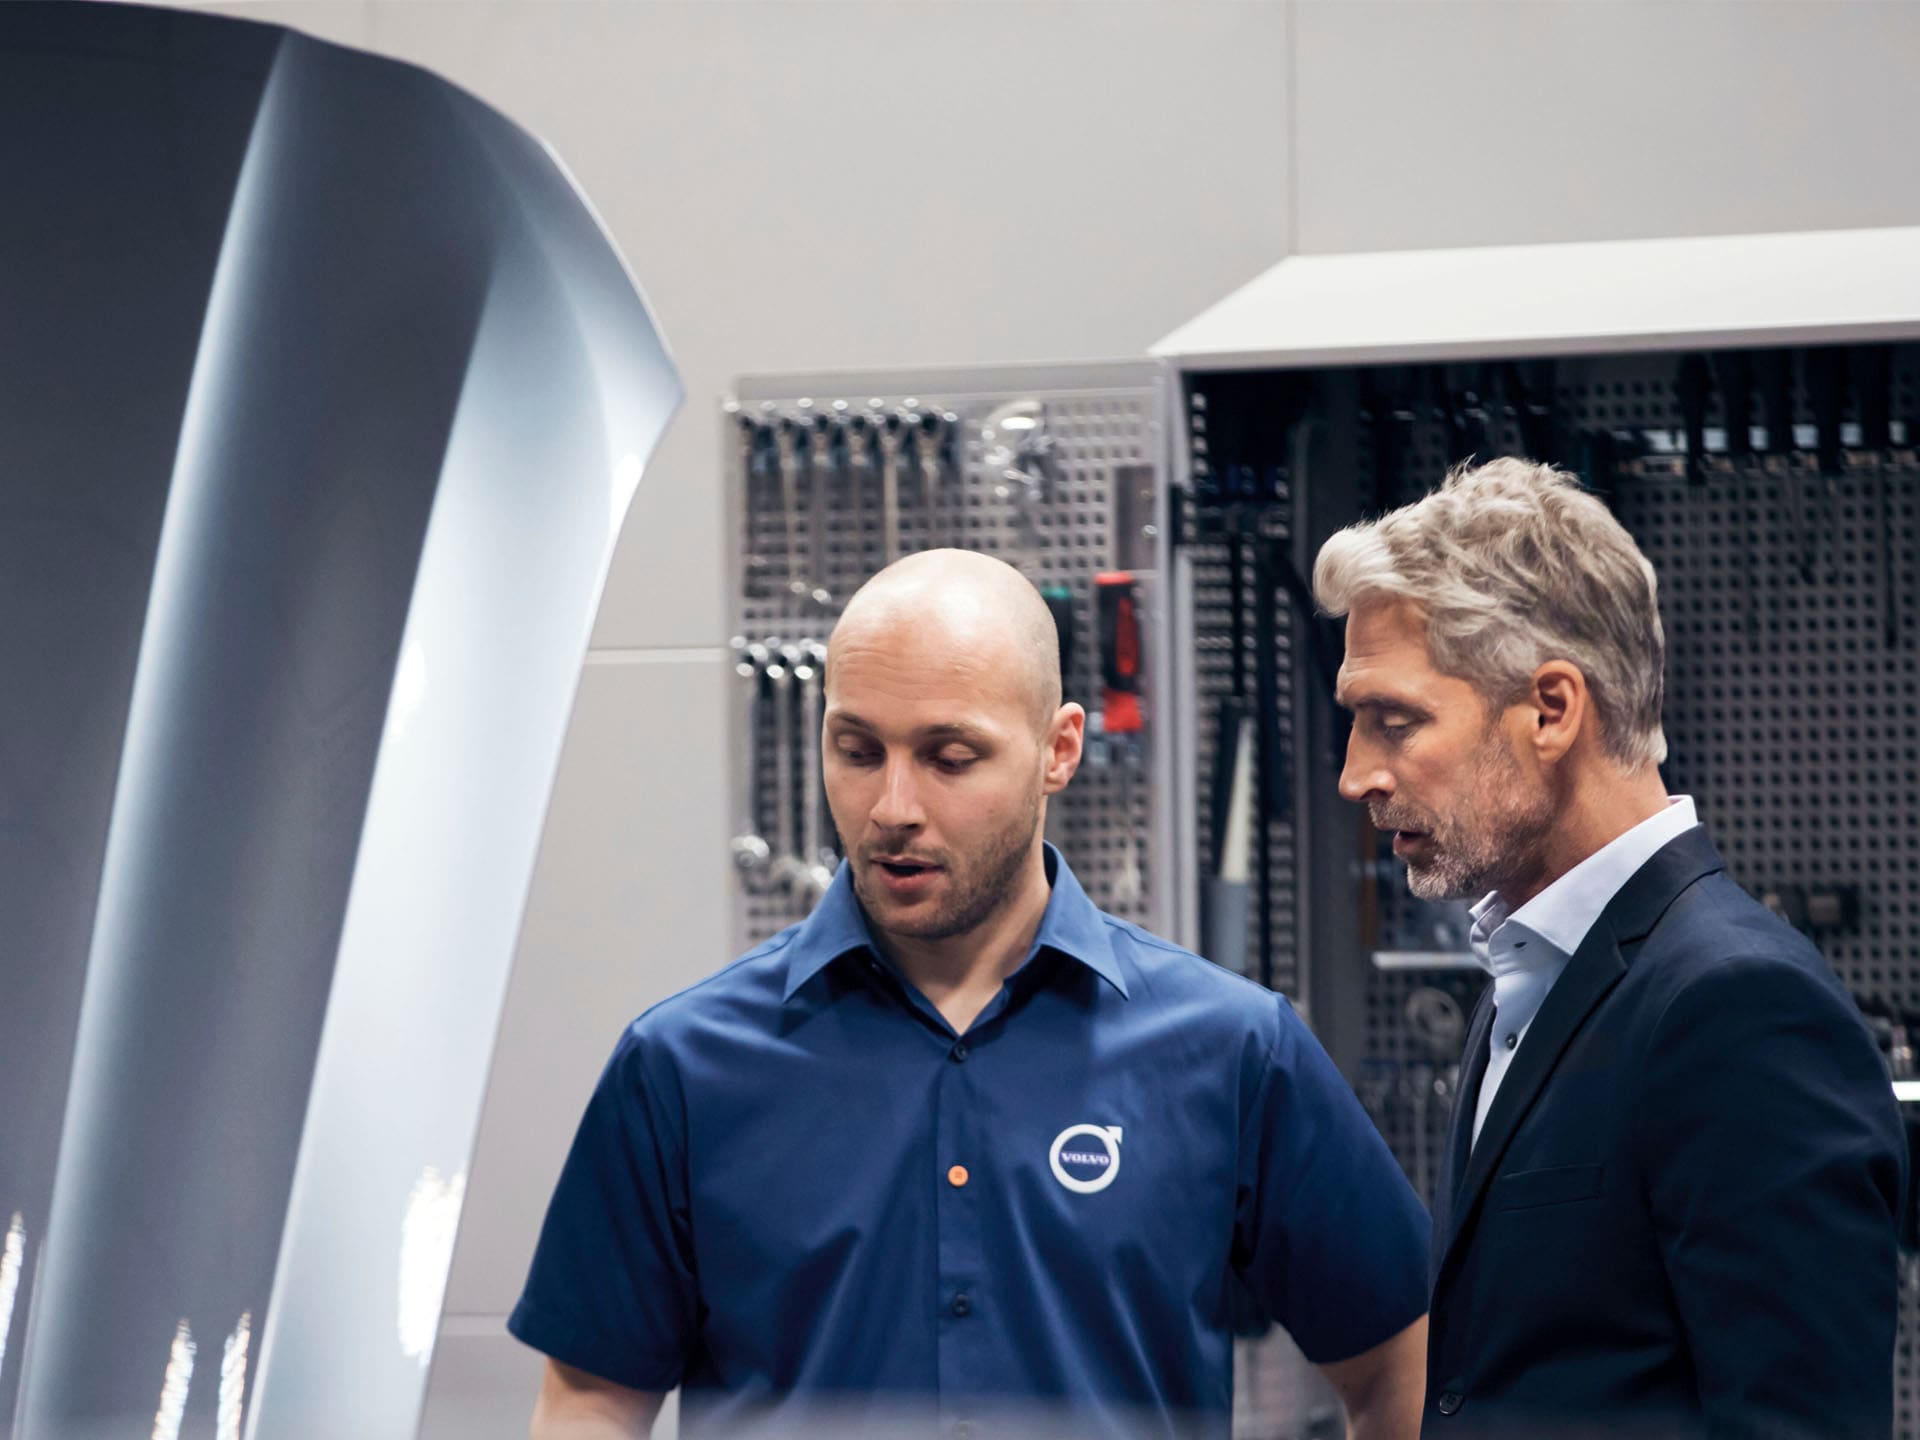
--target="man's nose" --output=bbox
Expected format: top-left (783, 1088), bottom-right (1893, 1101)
top-left (1337, 733), bottom-right (1393, 805)
top-left (869, 756), bottom-right (925, 830)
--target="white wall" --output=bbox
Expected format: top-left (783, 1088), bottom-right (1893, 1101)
top-left (195, 1), bottom-right (1920, 1433)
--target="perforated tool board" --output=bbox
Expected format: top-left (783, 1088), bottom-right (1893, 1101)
top-left (725, 362), bottom-right (1177, 956)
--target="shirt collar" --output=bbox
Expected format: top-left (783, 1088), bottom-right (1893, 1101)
top-left (782, 841), bottom-right (1128, 1001)
top-left (1470, 795), bottom-right (1699, 976)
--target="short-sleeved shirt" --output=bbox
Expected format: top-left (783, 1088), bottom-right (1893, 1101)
top-left (509, 845), bottom-right (1428, 1438)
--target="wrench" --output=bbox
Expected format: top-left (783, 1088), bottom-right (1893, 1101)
top-left (765, 642), bottom-right (803, 893)
top-left (801, 405), bottom-right (837, 612)
top-left (792, 641), bottom-right (836, 906)
top-left (728, 636), bottom-right (772, 884)
top-left (773, 417), bottom-right (809, 611)
top-left (841, 404), bottom-right (875, 580)
top-left (912, 407), bottom-right (952, 551)
top-left (725, 403), bottom-right (770, 599)
top-left (877, 408), bottom-right (907, 566)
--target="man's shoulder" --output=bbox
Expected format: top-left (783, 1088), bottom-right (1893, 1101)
top-left (1629, 869), bottom-right (1859, 1024)
top-left (1100, 913), bottom-right (1299, 1044)
top-left (623, 926), bottom-right (806, 1050)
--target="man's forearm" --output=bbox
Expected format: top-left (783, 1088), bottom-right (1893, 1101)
top-left (1318, 1315), bottom-right (1428, 1440)
top-left (529, 1359), bottom-right (661, 1440)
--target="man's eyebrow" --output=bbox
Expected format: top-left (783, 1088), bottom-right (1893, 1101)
top-left (1337, 692), bottom-right (1430, 718)
top-left (826, 714), bottom-right (996, 744)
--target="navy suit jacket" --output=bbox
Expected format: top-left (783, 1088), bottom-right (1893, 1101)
top-left (1427, 825), bottom-right (1906, 1439)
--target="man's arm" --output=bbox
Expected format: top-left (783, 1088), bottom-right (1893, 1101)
top-left (530, 1359), bottom-right (664, 1439)
top-left (1639, 954), bottom-right (1905, 1439)
top-left (1317, 1315), bottom-right (1427, 1440)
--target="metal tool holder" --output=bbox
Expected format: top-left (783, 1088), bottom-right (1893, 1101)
top-left (1176, 343), bottom-right (1920, 1436)
top-left (725, 363), bottom-right (1174, 955)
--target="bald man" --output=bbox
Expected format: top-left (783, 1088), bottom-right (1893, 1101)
top-left (512, 552), bottom-right (1431, 1440)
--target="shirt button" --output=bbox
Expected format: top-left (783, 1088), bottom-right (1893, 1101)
top-left (1437, 1392), bottom-right (1464, 1416)
top-left (948, 1165), bottom-right (969, 1188)
top-left (951, 1293), bottom-right (972, 1317)
top-left (950, 1041), bottom-right (968, 1063)
top-left (1504, 1033), bottom-right (1518, 1051)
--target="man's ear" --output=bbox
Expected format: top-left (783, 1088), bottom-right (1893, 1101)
top-left (1527, 661), bottom-right (1589, 764)
top-left (1043, 703), bottom-right (1086, 795)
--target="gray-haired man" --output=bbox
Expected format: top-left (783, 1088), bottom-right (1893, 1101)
top-left (1314, 457), bottom-right (1904, 1438)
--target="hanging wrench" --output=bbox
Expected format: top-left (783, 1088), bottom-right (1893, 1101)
top-left (765, 642), bottom-right (803, 894)
top-left (793, 640), bottom-right (836, 906)
top-left (840, 403), bottom-right (875, 580)
top-left (801, 404), bottom-right (838, 612)
top-left (773, 416), bottom-right (809, 611)
top-left (728, 636), bottom-right (772, 885)
top-left (725, 402), bottom-right (771, 599)
top-left (877, 407), bottom-right (907, 566)
top-left (912, 407), bottom-right (953, 551)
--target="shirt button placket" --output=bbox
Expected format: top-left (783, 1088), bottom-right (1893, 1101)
top-left (935, 1032), bottom-right (987, 1428)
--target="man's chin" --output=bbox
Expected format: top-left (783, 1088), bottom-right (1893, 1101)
top-left (1404, 861), bottom-right (1475, 904)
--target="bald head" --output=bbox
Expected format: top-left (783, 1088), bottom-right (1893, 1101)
top-left (831, 550), bottom-right (1063, 733)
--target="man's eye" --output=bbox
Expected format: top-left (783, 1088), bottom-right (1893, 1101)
top-left (934, 753), bottom-right (978, 772)
top-left (837, 746), bottom-right (879, 765)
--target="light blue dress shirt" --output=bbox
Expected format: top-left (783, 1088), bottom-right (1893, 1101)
top-left (1469, 796), bottom-right (1699, 1145)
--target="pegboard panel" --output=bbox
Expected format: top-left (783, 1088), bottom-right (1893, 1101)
top-left (729, 378), bottom-right (1166, 954)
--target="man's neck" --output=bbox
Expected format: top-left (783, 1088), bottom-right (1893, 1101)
top-left (879, 843), bottom-right (1053, 1034)
top-left (1497, 765), bottom-right (1673, 912)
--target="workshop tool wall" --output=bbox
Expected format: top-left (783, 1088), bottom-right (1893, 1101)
top-left (1181, 344), bottom-right (1920, 1437)
top-left (725, 365), bottom-right (1171, 955)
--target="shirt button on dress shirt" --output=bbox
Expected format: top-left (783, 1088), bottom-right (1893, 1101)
top-left (951, 1294), bottom-right (972, 1318)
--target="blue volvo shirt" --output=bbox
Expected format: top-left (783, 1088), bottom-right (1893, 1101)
top-left (510, 846), bottom-right (1428, 1438)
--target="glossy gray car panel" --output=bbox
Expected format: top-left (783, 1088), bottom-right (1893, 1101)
top-left (1, 6), bottom-right (680, 1436)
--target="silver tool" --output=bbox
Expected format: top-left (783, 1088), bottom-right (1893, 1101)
top-left (728, 636), bottom-right (772, 884)
top-left (982, 398), bottom-right (1053, 565)
top-left (726, 402), bottom-right (771, 599)
top-left (912, 406), bottom-right (955, 551)
top-left (765, 641), bottom-right (802, 890)
top-left (799, 400), bottom-right (837, 612)
top-left (793, 640), bottom-right (836, 906)
top-left (841, 403), bottom-right (876, 580)
top-left (877, 405), bottom-right (907, 566)
top-left (772, 415), bottom-right (808, 611)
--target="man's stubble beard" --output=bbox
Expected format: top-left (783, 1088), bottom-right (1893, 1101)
top-left (853, 788), bottom-right (1045, 942)
top-left (1400, 733), bottom-right (1556, 903)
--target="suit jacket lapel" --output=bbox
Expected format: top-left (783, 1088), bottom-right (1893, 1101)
top-left (1430, 824), bottom-right (1729, 1300)
top-left (1432, 984), bottom-right (1495, 1284)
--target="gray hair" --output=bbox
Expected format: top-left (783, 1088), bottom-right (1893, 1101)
top-left (1312, 457), bottom-right (1667, 770)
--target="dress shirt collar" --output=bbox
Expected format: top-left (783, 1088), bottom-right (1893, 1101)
top-left (1470, 795), bottom-right (1699, 978)
top-left (782, 841), bottom-right (1128, 1001)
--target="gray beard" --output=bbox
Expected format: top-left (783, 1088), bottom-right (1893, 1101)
top-left (1396, 741), bottom-right (1555, 903)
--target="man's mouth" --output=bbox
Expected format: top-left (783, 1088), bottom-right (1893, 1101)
top-left (871, 856), bottom-right (940, 878)
top-left (1391, 829), bottom-right (1430, 856)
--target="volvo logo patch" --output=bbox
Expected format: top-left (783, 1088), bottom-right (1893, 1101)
top-left (1049, 1124), bottom-right (1123, 1194)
